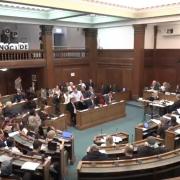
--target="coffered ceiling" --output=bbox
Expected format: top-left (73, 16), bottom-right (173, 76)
top-left (1, 0), bottom-right (180, 28)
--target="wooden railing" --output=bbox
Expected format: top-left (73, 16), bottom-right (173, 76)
top-left (54, 49), bottom-right (88, 59)
top-left (0, 50), bottom-right (44, 61)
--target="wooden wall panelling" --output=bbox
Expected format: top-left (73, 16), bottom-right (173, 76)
top-left (54, 65), bottom-right (90, 85)
top-left (144, 49), bottom-right (180, 90)
top-left (0, 68), bottom-right (44, 95)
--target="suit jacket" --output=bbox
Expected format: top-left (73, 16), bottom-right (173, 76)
top-left (168, 100), bottom-right (180, 113)
top-left (82, 151), bottom-right (108, 161)
top-left (66, 102), bottom-right (76, 115)
top-left (137, 145), bottom-right (157, 157)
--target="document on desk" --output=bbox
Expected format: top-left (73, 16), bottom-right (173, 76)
top-left (59, 113), bottom-right (65, 117)
top-left (0, 155), bottom-right (13, 162)
top-left (79, 109), bottom-right (88, 112)
top-left (177, 108), bottom-right (180, 114)
top-left (21, 162), bottom-right (40, 170)
top-left (51, 117), bottom-right (58, 120)
top-left (112, 136), bottom-right (122, 143)
top-left (99, 149), bottom-right (106, 154)
top-left (8, 131), bottom-right (19, 137)
top-left (163, 115), bottom-right (171, 120)
top-left (151, 119), bottom-right (161, 125)
top-left (175, 129), bottom-right (180, 134)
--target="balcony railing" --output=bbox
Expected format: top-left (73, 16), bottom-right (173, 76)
top-left (0, 50), bottom-right (44, 61)
top-left (54, 49), bottom-right (88, 59)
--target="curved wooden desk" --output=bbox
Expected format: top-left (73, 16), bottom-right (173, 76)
top-left (11, 133), bottom-right (67, 179)
top-left (76, 101), bottom-right (126, 130)
top-left (77, 149), bottom-right (180, 180)
top-left (93, 132), bottom-right (129, 146)
top-left (44, 114), bottom-right (67, 130)
top-left (87, 138), bottom-right (163, 159)
top-left (0, 149), bottom-right (51, 180)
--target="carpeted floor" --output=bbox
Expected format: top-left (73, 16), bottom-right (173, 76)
top-left (65, 102), bottom-right (144, 180)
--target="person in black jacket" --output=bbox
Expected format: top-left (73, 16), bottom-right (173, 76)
top-left (168, 94), bottom-right (180, 113)
top-left (82, 145), bottom-right (108, 161)
top-left (66, 97), bottom-right (77, 126)
top-left (137, 136), bottom-right (167, 158)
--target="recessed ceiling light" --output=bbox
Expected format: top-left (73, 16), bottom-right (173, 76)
top-left (0, 68), bottom-right (8, 72)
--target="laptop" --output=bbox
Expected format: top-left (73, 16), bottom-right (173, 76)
top-left (62, 131), bottom-right (72, 139)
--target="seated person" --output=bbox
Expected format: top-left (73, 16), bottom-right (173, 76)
top-left (81, 87), bottom-right (90, 99)
top-left (2, 101), bottom-right (17, 118)
top-left (27, 139), bottom-right (42, 156)
top-left (168, 94), bottom-right (180, 113)
top-left (150, 80), bottom-right (161, 90)
top-left (148, 91), bottom-right (159, 101)
top-left (103, 91), bottom-right (114, 104)
top-left (5, 137), bottom-right (21, 154)
top-left (118, 145), bottom-right (134, 160)
top-left (101, 84), bottom-right (110, 95)
top-left (38, 104), bottom-right (49, 122)
top-left (46, 129), bottom-right (56, 141)
top-left (84, 95), bottom-right (98, 109)
top-left (24, 97), bottom-right (36, 111)
top-left (160, 82), bottom-right (170, 93)
top-left (71, 86), bottom-right (84, 102)
top-left (28, 109), bottom-right (41, 133)
top-left (168, 116), bottom-right (178, 129)
top-left (97, 95), bottom-right (106, 106)
top-left (13, 89), bottom-right (25, 103)
top-left (157, 118), bottom-right (170, 139)
top-left (101, 135), bottom-right (115, 147)
top-left (82, 144), bottom-right (108, 161)
top-left (175, 85), bottom-right (180, 94)
top-left (137, 136), bottom-right (159, 157)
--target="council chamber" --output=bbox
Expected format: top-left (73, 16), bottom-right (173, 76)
top-left (0, 0), bottom-right (180, 180)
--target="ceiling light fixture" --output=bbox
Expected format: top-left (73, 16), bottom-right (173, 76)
top-left (0, 68), bottom-right (8, 72)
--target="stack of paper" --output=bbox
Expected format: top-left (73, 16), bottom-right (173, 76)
top-left (175, 129), bottom-right (180, 134)
top-left (112, 136), bottom-right (122, 143)
top-left (21, 162), bottom-right (40, 171)
top-left (151, 119), bottom-right (161, 125)
top-left (99, 149), bottom-right (106, 154)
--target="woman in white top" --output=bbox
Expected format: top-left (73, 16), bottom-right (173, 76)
top-left (63, 91), bottom-right (71, 104)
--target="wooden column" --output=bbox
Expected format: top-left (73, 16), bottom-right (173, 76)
top-left (84, 28), bottom-right (97, 84)
top-left (132, 24), bottom-right (146, 99)
top-left (154, 25), bottom-right (158, 49)
top-left (40, 25), bottom-right (55, 88)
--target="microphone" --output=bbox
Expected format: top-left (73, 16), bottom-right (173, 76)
top-left (131, 134), bottom-right (134, 143)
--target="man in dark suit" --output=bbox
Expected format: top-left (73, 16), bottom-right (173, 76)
top-left (82, 145), bottom-right (108, 161)
top-left (168, 94), bottom-right (180, 113)
top-left (66, 97), bottom-right (77, 126)
top-left (137, 136), bottom-right (159, 157)
top-left (84, 95), bottom-right (97, 109)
